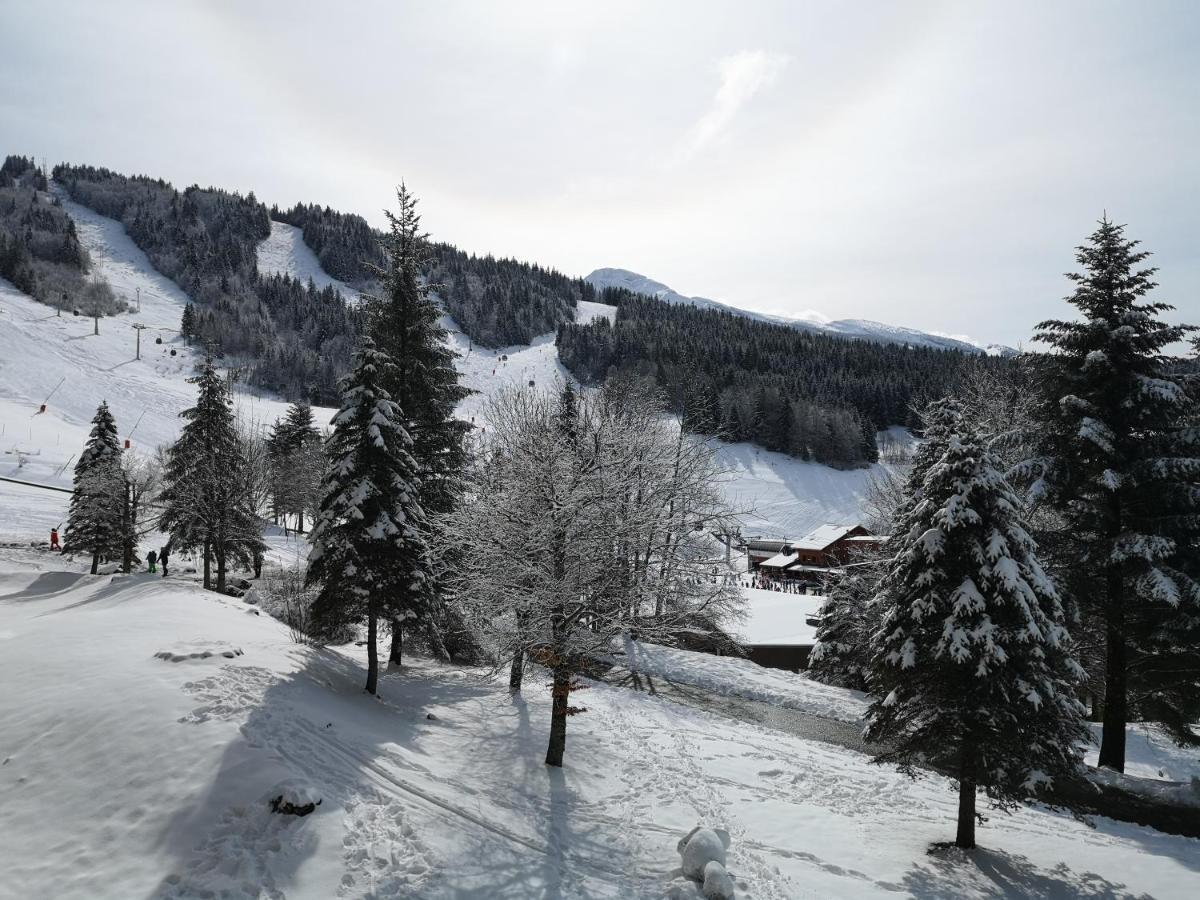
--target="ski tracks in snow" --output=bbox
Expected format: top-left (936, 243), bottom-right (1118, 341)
top-left (600, 697), bottom-right (799, 900)
top-left (167, 664), bottom-right (436, 899)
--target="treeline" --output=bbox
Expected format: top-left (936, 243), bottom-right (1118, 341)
top-left (54, 163), bottom-right (362, 403)
top-left (557, 289), bottom-right (1011, 468)
top-left (0, 155), bottom-right (121, 314)
top-left (273, 200), bottom-right (589, 347)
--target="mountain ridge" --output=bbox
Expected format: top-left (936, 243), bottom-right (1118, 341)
top-left (585, 267), bottom-right (1017, 357)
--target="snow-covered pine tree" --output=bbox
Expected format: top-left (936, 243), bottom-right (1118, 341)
top-left (63, 400), bottom-right (125, 574)
top-left (364, 183), bottom-right (471, 664)
top-left (809, 557), bottom-right (884, 691)
top-left (267, 402), bottom-right (322, 532)
top-left (865, 399), bottom-right (1091, 850)
top-left (306, 341), bottom-right (429, 695)
top-left (1021, 218), bottom-right (1200, 768)
top-left (158, 357), bottom-right (264, 592)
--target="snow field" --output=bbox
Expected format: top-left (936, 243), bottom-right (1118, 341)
top-left (2, 546), bottom-right (1197, 899)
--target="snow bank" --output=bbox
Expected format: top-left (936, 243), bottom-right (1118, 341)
top-left (620, 635), bottom-right (868, 724)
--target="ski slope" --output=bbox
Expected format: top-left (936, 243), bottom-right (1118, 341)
top-left (1, 545), bottom-right (1195, 900)
top-left (2, 195), bottom-right (899, 541)
top-left (257, 220), bottom-right (359, 303)
top-left (0, 195), bottom-right (328, 489)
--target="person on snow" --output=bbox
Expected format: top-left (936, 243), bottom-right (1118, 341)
top-left (146, 549), bottom-right (157, 574)
top-left (159, 542), bottom-right (171, 577)
top-left (49, 525), bottom-right (61, 551)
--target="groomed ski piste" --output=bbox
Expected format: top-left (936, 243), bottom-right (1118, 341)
top-left (1, 194), bottom-right (1197, 899)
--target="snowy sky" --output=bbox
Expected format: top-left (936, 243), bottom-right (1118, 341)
top-left (3, 0), bottom-right (1198, 348)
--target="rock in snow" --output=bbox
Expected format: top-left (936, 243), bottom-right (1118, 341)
top-left (267, 779), bottom-right (322, 817)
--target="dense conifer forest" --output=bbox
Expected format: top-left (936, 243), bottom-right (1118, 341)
top-left (41, 158), bottom-right (1015, 468)
top-left (54, 162), bottom-right (362, 402)
top-left (273, 200), bottom-right (590, 347)
top-left (557, 289), bottom-right (1013, 467)
top-left (0, 155), bottom-right (121, 315)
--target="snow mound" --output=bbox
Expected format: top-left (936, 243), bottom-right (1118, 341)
top-left (678, 826), bottom-right (730, 879)
top-left (620, 635), bottom-right (868, 724)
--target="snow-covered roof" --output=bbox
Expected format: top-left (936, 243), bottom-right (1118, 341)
top-left (734, 588), bottom-right (825, 647)
top-left (845, 534), bottom-right (887, 543)
top-left (793, 524), bottom-right (857, 551)
top-left (759, 552), bottom-right (799, 568)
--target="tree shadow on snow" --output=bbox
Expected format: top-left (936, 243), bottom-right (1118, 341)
top-left (143, 641), bottom-right (550, 899)
top-left (901, 845), bottom-right (1155, 899)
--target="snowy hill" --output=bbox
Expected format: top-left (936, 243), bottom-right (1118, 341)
top-left (2, 545), bottom-right (1195, 899)
top-left (0, 195), bottom-right (898, 542)
top-left (0, 193), bottom-right (319, 493)
top-left (586, 267), bottom-right (1017, 356)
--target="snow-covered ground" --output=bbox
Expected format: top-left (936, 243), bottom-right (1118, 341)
top-left (620, 635), bottom-right (868, 725)
top-left (734, 587), bottom-right (825, 648)
top-left (2, 544), bottom-right (1196, 900)
top-left (257, 220), bottom-right (359, 303)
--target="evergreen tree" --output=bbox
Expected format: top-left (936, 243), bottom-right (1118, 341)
top-left (1022, 218), bottom-right (1200, 767)
top-left (180, 302), bottom-right (196, 340)
top-left (364, 184), bottom-right (471, 663)
top-left (809, 558), bottom-right (883, 691)
top-left (159, 357), bottom-right (264, 591)
top-left (865, 399), bottom-right (1090, 849)
top-left (306, 342), bottom-right (428, 694)
top-left (63, 401), bottom-right (125, 574)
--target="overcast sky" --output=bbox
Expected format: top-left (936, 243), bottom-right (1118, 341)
top-left (2, 0), bottom-right (1197, 347)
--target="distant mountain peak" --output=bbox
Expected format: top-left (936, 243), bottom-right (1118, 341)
top-left (585, 267), bottom-right (1017, 357)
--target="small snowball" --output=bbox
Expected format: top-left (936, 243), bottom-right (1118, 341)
top-left (702, 860), bottom-right (736, 900)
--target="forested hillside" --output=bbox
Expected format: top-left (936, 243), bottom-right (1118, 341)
top-left (274, 200), bottom-right (589, 346)
top-left (54, 163), bottom-right (361, 402)
top-left (0, 155), bottom-right (121, 315)
top-left (558, 289), bottom-right (1013, 468)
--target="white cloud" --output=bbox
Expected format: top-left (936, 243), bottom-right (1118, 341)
top-left (677, 49), bottom-right (789, 162)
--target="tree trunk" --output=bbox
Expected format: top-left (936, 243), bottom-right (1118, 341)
top-left (122, 482), bottom-right (133, 573)
top-left (956, 776), bottom-right (977, 849)
top-left (365, 604), bottom-right (379, 695)
top-left (388, 619), bottom-right (403, 667)
top-left (1099, 578), bottom-right (1128, 772)
top-left (297, 510), bottom-right (303, 534)
top-left (509, 648), bottom-right (525, 693)
top-left (215, 546), bottom-right (227, 593)
top-left (545, 663), bottom-right (571, 768)
top-left (90, 549), bottom-right (100, 575)
top-left (202, 540), bottom-right (211, 590)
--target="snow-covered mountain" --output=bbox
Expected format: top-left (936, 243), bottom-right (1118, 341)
top-left (586, 267), bottom-right (1017, 356)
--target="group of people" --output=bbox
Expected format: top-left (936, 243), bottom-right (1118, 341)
top-left (48, 526), bottom-right (172, 576)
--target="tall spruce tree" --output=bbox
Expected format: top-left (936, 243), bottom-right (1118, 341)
top-left (159, 357), bottom-right (264, 592)
top-left (865, 399), bottom-right (1090, 850)
top-left (306, 342), bottom-right (428, 694)
top-left (364, 184), bottom-right (470, 664)
top-left (1022, 218), bottom-right (1200, 768)
top-left (63, 401), bottom-right (125, 574)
